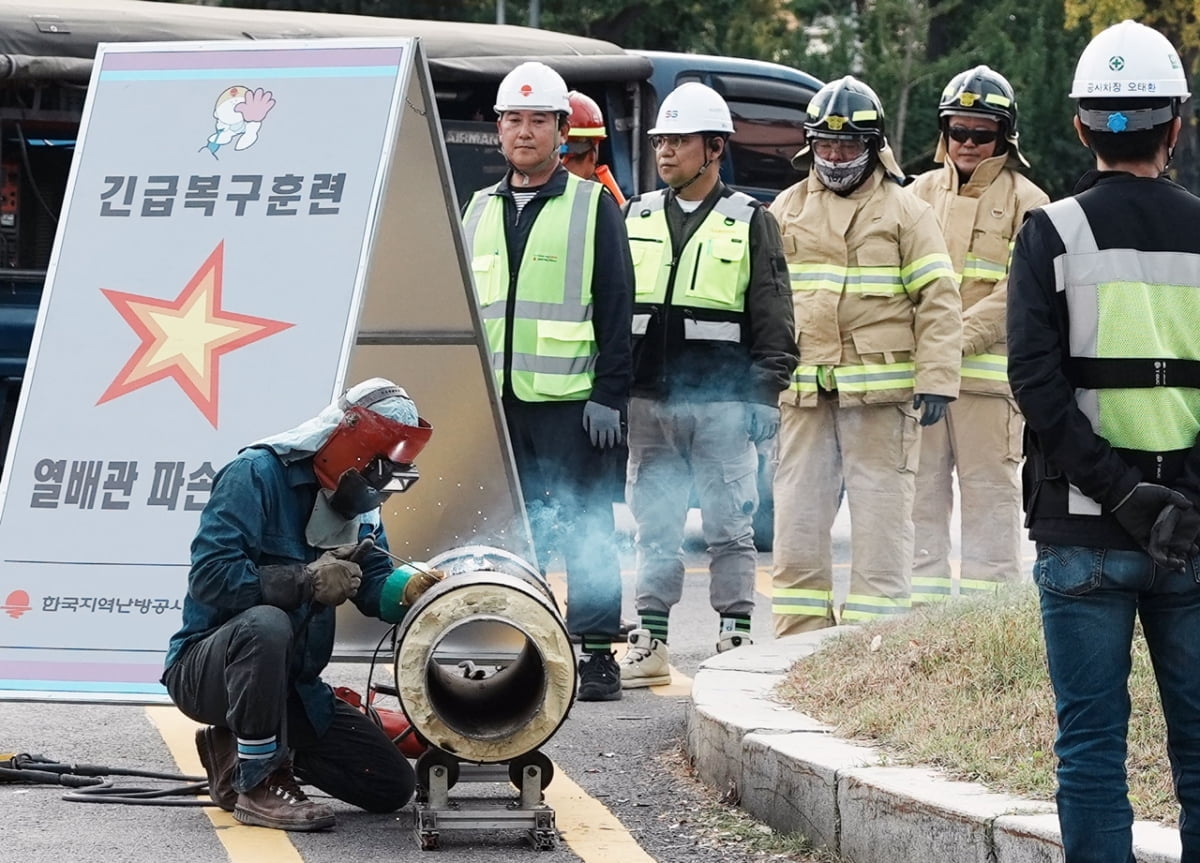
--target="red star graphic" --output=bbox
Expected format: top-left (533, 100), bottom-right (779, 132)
top-left (97, 241), bottom-right (292, 427)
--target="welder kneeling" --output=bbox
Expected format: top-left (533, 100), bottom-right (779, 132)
top-left (161, 378), bottom-right (440, 832)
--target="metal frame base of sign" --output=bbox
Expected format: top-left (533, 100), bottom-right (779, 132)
top-left (413, 751), bottom-right (557, 851)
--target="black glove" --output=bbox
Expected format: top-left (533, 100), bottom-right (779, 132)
top-left (1112, 482), bottom-right (1193, 567)
top-left (307, 551), bottom-right (362, 606)
top-left (258, 539), bottom-right (372, 609)
top-left (745, 403), bottom-right (781, 443)
top-left (1149, 500), bottom-right (1200, 572)
top-left (582, 400), bottom-right (623, 449)
top-left (912, 394), bottom-right (951, 427)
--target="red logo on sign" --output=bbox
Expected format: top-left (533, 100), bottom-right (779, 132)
top-left (519, 84), bottom-right (533, 98)
top-left (1, 590), bottom-right (31, 619)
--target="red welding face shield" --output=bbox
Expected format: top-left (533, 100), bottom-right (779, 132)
top-left (314, 406), bottom-right (433, 517)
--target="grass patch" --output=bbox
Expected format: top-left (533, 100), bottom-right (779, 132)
top-left (775, 586), bottom-right (1178, 825)
top-left (660, 743), bottom-right (847, 861)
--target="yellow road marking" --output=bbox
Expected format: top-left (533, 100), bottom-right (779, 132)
top-left (145, 705), bottom-right (303, 862)
top-left (545, 762), bottom-right (658, 862)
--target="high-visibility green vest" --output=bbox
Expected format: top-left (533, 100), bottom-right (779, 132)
top-left (462, 174), bottom-right (602, 402)
top-left (1043, 196), bottom-right (1200, 513)
top-left (625, 190), bottom-right (754, 342)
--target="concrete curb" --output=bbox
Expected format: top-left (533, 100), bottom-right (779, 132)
top-left (684, 631), bottom-right (1183, 863)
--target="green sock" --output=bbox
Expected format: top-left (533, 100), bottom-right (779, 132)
top-left (581, 637), bottom-right (613, 654)
top-left (719, 614), bottom-right (751, 637)
top-left (639, 612), bottom-right (669, 643)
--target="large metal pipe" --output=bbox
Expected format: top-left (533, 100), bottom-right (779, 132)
top-left (393, 546), bottom-right (576, 764)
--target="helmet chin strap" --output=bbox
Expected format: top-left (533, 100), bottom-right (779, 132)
top-left (670, 139), bottom-right (721, 193)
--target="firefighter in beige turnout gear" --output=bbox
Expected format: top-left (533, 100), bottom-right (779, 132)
top-left (908, 67), bottom-right (1049, 603)
top-left (769, 76), bottom-right (961, 636)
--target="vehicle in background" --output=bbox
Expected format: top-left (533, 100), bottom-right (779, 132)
top-left (0, 0), bottom-right (821, 548)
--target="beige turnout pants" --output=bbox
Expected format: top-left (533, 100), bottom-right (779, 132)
top-left (911, 393), bottom-right (1024, 603)
top-left (772, 398), bottom-right (921, 636)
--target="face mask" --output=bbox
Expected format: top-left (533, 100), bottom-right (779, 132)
top-left (327, 469), bottom-right (391, 519)
top-left (813, 148), bottom-right (874, 194)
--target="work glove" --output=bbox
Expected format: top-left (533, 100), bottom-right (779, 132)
top-left (306, 549), bottom-right (363, 607)
top-left (1111, 482), bottom-right (1193, 568)
top-left (402, 567), bottom-right (446, 606)
top-left (912, 394), bottom-right (951, 427)
top-left (745, 402), bottom-right (780, 443)
top-left (582, 400), bottom-right (623, 449)
top-left (1148, 499), bottom-right (1200, 572)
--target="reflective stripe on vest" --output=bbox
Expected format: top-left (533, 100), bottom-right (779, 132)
top-left (1043, 196), bottom-right (1200, 513)
top-left (626, 190), bottom-right (754, 333)
top-left (463, 175), bottom-right (602, 402)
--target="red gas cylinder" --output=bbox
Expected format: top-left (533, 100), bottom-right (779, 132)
top-left (334, 685), bottom-right (428, 758)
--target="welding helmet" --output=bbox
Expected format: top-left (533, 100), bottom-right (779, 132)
top-left (314, 384), bottom-right (432, 517)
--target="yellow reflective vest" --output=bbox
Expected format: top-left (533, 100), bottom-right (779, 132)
top-left (768, 166), bottom-right (962, 407)
top-left (462, 174), bottom-right (602, 402)
top-left (626, 189), bottom-right (754, 332)
top-left (909, 153), bottom-right (1049, 397)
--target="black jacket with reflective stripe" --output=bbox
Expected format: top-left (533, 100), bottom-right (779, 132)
top-left (1008, 170), bottom-right (1200, 549)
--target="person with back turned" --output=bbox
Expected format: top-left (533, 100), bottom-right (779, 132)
top-left (1007, 20), bottom-right (1200, 862)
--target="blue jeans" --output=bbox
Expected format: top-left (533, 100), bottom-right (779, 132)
top-left (1034, 543), bottom-right (1200, 863)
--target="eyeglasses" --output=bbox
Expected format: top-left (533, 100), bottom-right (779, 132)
top-left (810, 138), bottom-right (867, 159)
top-left (649, 133), bottom-right (696, 150)
top-left (947, 126), bottom-right (1000, 146)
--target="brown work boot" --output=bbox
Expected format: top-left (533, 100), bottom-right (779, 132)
top-left (233, 764), bottom-right (335, 832)
top-left (195, 726), bottom-right (237, 812)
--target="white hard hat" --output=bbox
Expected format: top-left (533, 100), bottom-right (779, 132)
top-left (494, 61), bottom-right (570, 114)
top-left (1070, 19), bottom-right (1190, 101)
top-left (649, 82), bottom-right (734, 135)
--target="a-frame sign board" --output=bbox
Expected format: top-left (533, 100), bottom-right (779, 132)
top-left (0, 37), bottom-right (530, 701)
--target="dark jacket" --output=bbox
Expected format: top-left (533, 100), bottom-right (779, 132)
top-left (623, 181), bottom-right (797, 404)
top-left (1007, 170), bottom-right (1200, 549)
top-left (163, 447), bottom-right (398, 735)
top-left (487, 166), bottom-right (633, 413)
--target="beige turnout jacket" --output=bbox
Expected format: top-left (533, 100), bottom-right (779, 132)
top-left (769, 163), bottom-right (962, 408)
top-left (908, 152), bottom-right (1049, 397)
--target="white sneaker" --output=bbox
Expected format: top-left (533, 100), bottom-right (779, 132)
top-left (619, 629), bottom-right (671, 688)
top-left (717, 631), bottom-right (753, 653)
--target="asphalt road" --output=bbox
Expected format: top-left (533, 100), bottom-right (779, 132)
top-left (0, 502), bottom-right (1033, 863)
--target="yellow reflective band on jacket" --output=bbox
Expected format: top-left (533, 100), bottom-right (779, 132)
top-left (462, 174), bottom-right (602, 402)
top-left (1043, 197), bottom-right (1200, 455)
top-left (787, 263), bottom-right (907, 296)
top-left (961, 352), bottom-right (1008, 382)
top-left (627, 189), bottom-right (754, 312)
top-left (786, 253), bottom-right (954, 297)
top-left (961, 253), bottom-right (1008, 281)
top-left (771, 587), bottom-right (832, 618)
top-left (840, 593), bottom-right (911, 622)
top-left (902, 252), bottom-right (956, 293)
top-left (791, 361), bottom-right (915, 394)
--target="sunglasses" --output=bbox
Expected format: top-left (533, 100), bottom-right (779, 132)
top-left (947, 126), bottom-right (1000, 146)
